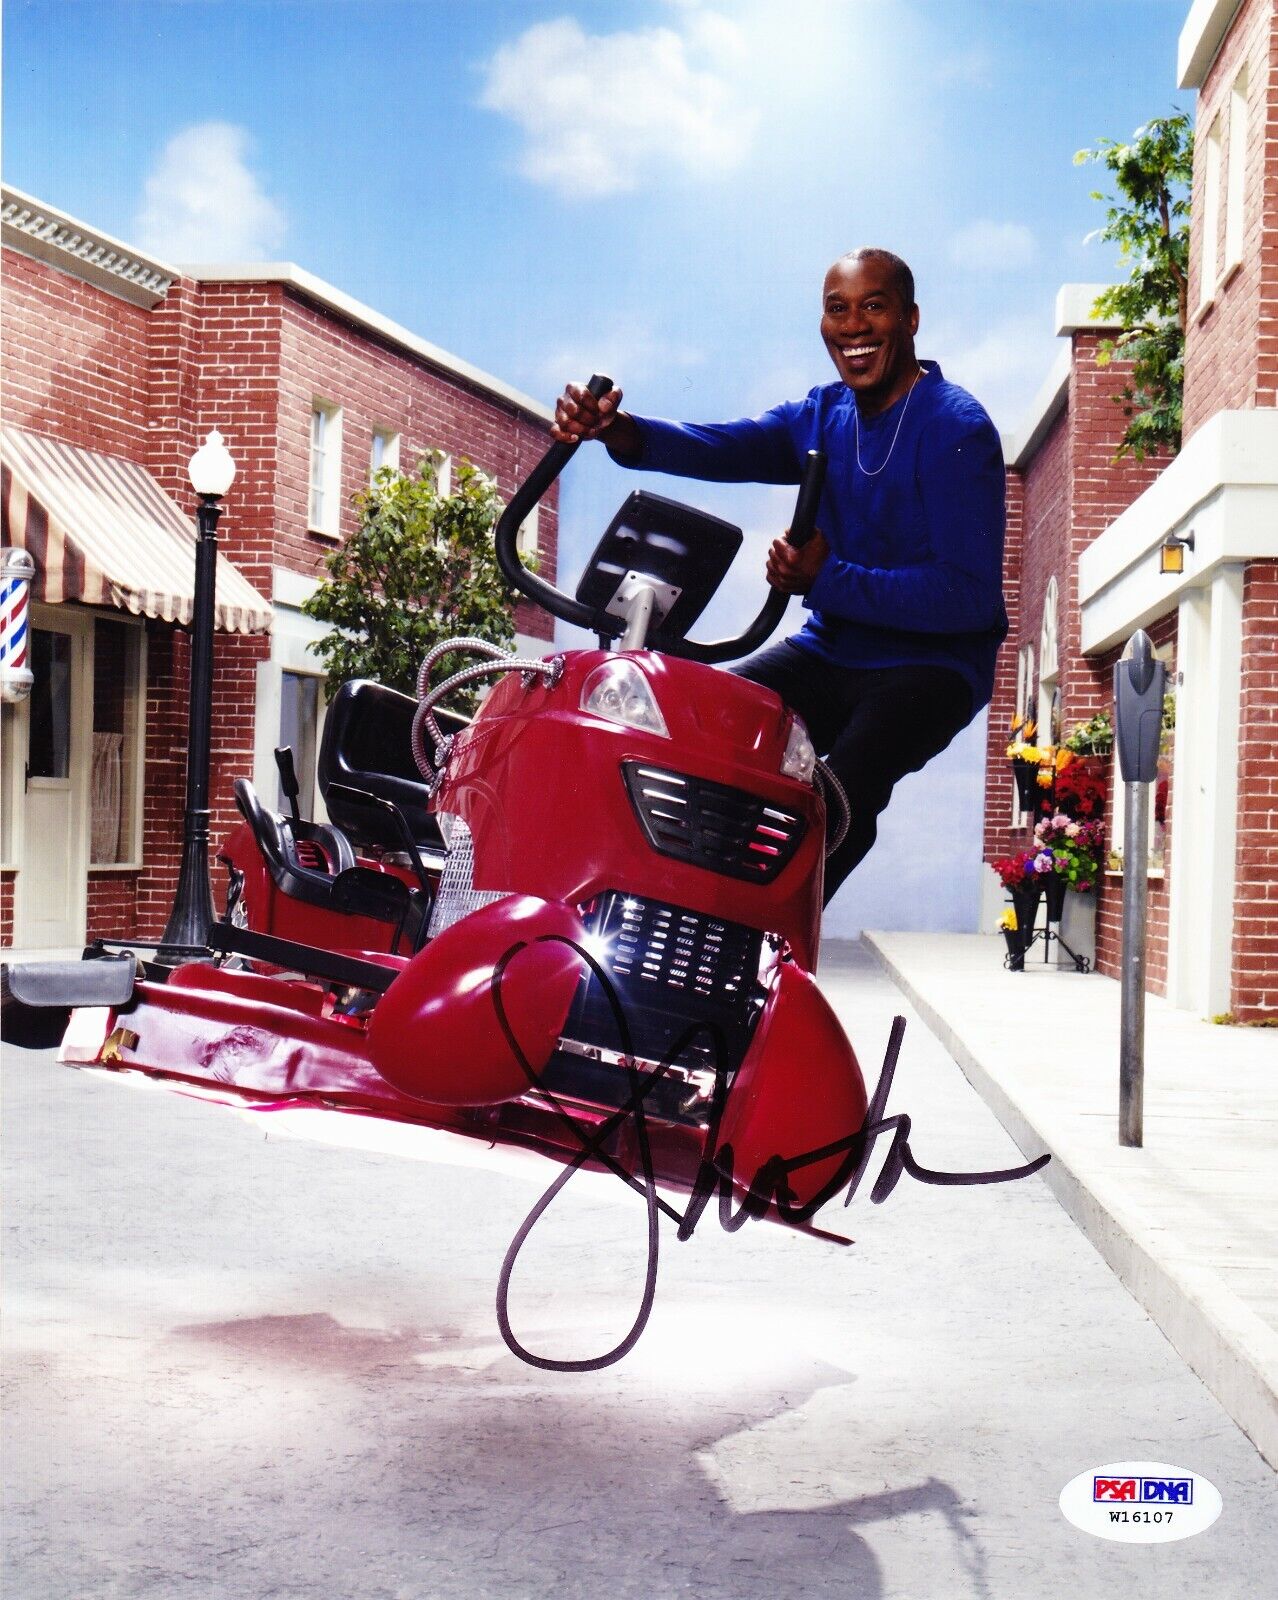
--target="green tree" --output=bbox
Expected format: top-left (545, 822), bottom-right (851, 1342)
top-left (302, 452), bottom-right (520, 713)
top-left (1075, 113), bottom-right (1194, 460)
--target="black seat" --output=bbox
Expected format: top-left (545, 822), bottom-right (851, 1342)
top-left (317, 679), bottom-right (466, 853)
top-left (233, 779), bottom-right (358, 909)
top-left (232, 778), bottom-right (425, 942)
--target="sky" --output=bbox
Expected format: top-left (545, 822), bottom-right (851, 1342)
top-left (3, 0), bottom-right (1196, 937)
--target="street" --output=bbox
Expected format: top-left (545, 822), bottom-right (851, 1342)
top-left (4, 942), bottom-right (1275, 1599)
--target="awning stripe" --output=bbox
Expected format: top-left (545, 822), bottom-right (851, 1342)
top-left (0, 426), bottom-right (271, 634)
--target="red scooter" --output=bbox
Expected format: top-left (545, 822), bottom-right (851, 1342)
top-left (27, 376), bottom-right (871, 1268)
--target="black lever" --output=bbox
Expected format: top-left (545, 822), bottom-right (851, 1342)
top-left (274, 746), bottom-right (302, 829)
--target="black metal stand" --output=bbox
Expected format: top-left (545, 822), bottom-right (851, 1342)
top-left (157, 493), bottom-right (222, 963)
top-left (1003, 891), bottom-right (1090, 974)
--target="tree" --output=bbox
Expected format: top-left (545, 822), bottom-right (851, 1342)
top-left (1075, 113), bottom-right (1194, 461)
top-left (301, 452), bottom-right (521, 714)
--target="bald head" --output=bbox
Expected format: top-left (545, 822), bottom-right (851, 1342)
top-left (830, 248), bottom-right (915, 312)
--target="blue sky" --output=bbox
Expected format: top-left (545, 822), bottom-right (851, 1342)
top-left (4, 0), bottom-right (1195, 935)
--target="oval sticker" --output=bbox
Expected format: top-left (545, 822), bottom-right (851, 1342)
top-left (1059, 1461), bottom-right (1222, 1542)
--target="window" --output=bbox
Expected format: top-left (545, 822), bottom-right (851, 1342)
top-left (370, 427), bottom-right (401, 479)
top-left (1199, 113), bottom-right (1222, 307)
top-left (309, 401), bottom-right (343, 536)
top-left (517, 502), bottom-right (539, 559)
top-left (90, 618), bottom-right (145, 866)
top-left (278, 670), bottom-right (321, 816)
top-left (1224, 66), bottom-right (1249, 274)
top-left (1036, 577), bottom-right (1060, 747)
top-left (1012, 642), bottom-right (1036, 823)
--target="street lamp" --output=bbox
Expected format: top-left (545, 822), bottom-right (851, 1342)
top-left (158, 430), bottom-right (237, 960)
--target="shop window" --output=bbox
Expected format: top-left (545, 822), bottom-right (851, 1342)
top-left (27, 628), bottom-right (71, 781)
top-left (309, 401), bottom-right (343, 536)
top-left (279, 670), bottom-right (321, 815)
top-left (90, 618), bottom-right (144, 866)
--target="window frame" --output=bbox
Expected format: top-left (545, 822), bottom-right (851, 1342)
top-left (308, 400), bottom-right (344, 538)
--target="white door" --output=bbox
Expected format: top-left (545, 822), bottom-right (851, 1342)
top-left (11, 607), bottom-right (90, 949)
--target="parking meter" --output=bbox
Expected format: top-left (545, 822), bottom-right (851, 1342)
top-left (1113, 628), bottom-right (1165, 1148)
top-left (1114, 631), bottom-right (1166, 783)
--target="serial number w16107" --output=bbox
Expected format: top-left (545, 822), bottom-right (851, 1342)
top-left (1109, 1510), bottom-right (1175, 1524)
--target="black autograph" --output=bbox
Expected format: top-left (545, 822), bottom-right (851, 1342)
top-left (490, 936), bottom-right (1050, 1373)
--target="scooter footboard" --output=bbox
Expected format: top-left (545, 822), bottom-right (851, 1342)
top-left (717, 963), bottom-right (868, 1212)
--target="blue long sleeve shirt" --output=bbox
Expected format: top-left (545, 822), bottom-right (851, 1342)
top-left (612, 363), bottom-right (1009, 712)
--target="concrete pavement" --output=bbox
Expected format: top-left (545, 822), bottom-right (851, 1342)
top-left (5, 941), bottom-right (1276, 1597)
top-left (862, 930), bottom-right (1278, 1472)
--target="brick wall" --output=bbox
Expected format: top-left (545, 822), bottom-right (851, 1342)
top-left (987, 334), bottom-right (1172, 989)
top-left (1, 246), bottom-right (153, 461)
top-left (1182, 0), bottom-right (1277, 433)
top-left (4, 238), bottom-right (559, 949)
top-left (271, 287), bottom-right (556, 642)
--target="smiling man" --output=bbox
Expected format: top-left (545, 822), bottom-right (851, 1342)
top-left (553, 248), bottom-right (1008, 904)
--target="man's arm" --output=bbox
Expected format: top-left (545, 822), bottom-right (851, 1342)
top-left (801, 421), bottom-right (1006, 632)
top-left (551, 381), bottom-right (803, 484)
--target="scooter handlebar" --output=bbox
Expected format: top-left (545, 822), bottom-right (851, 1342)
top-left (493, 374), bottom-right (624, 636)
top-left (495, 396), bottom-right (827, 664)
top-left (671, 449), bottom-right (826, 664)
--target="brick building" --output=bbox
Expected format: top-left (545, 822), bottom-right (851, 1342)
top-left (0, 185), bottom-right (558, 954)
top-left (985, 0), bottom-right (1278, 1021)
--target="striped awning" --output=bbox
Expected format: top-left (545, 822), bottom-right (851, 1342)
top-left (0, 425), bottom-right (271, 634)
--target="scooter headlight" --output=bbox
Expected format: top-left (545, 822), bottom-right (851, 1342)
top-left (581, 659), bottom-right (669, 738)
top-left (781, 715), bottom-right (816, 782)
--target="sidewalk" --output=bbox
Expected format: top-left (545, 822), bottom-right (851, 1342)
top-left (860, 929), bottom-right (1278, 1469)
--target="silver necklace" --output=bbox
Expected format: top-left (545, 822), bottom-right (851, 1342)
top-left (854, 365), bottom-right (927, 476)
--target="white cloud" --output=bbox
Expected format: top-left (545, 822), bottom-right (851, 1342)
top-left (478, 15), bottom-right (758, 198)
top-left (135, 122), bottom-right (285, 262)
top-left (948, 220), bottom-right (1037, 272)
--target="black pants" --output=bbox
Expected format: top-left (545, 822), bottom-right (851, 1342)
top-left (733, 640), bottom-right (973, 905)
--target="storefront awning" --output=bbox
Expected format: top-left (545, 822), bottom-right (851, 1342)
top-left (0, 425), bottom-right (272, 634)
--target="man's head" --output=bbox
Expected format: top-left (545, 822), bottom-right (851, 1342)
top-left (821, 249), bottom-right (920, 416)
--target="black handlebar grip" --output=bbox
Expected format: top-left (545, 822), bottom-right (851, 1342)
top-left (585, 373), bottom-right (613, 399)
top-left (786, 450), bottom-right (827, 549)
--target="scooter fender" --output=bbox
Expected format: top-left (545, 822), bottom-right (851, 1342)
top-left (367, 895), bottom-right (586, 1106)
top-left (717, 963), bottom-right (868, 1213)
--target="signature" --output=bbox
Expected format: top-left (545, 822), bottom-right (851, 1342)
top-left (489, 937), bottom-right (1050, 1373)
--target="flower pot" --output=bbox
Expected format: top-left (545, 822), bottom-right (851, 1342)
top-left (1009, 881), bottom-right (1040, 946)
top-left (1011, 758), bottom-right (1043, 811)
top-left (1002, 929), bottom-right (1025, 971)
top-left (1043, 874), bottom-right (1066, 923)
top-left (1057, 890), bottom-right (1097, 971)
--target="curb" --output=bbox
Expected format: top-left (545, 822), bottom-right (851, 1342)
top-left (864, 931), bottom-right (1278, 1471)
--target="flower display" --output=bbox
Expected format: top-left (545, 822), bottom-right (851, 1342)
top-left (1032, 813), bottom-right (1106, 892)
top-left (1063, 711), bottom-right (1113, 757)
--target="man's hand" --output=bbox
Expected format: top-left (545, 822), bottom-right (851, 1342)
top-left (766, 530), bottom-right (829, 594)
top-left (553, 382), bottom-right (623, 440)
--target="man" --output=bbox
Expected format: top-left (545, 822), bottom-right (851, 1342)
top-left (552, 248), bottom-right (1008, 904)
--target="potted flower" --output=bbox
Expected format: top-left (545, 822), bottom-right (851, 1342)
top-left (993, 851), bottom-right (1043, 958)
top-left (1032, 812), bottom-right (1106, 968)
top-left (1006, 718), bottom-right (1055, 813)
top-left (998, 907), bottom-right (1024, 971)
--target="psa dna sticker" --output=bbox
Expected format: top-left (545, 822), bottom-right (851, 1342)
top-left (1059, 1461), bottom-right (1222, 1543)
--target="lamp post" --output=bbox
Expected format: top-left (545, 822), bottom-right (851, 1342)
top-left (158, 430), bottom-right (237, 961)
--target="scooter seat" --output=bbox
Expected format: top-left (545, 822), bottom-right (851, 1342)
top-left (233, 778), bottom-right (359, 912)
top-left (318, 679), bottom-right (464, 853)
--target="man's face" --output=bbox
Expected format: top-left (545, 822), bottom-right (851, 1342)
top-left (820, 257), bottom-right (920, 411)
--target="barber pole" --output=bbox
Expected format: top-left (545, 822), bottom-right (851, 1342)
top-left (0, 548), bottom-right (36, 702)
